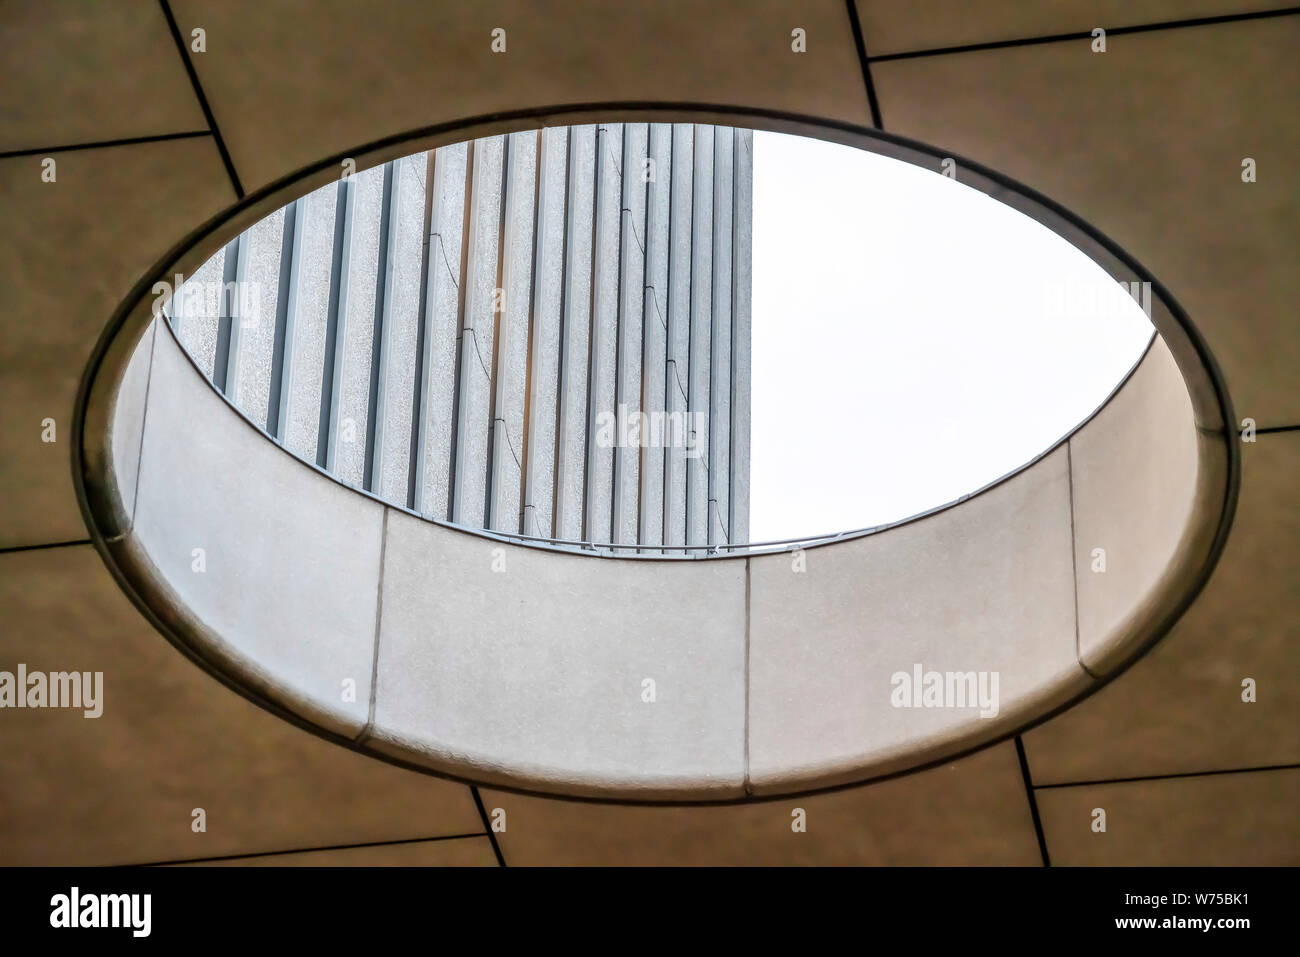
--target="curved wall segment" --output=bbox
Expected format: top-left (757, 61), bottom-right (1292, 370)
top-left (76, 107), bottom-right (1235, 802)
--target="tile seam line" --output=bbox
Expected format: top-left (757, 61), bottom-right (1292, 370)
top-left (1015, 736), bottom-right (1052, 867)
top-left (1034, 762), bottom-right (1300, 790)
top-left (0, 130), bottom-right (211, 160)
top-left (866, 5), bottom-right (1300, 62)
top-left (119, 831), bottom-right (489, 867)
top-left (471, 786), bottom-right (507, 866)
top-left (158, 0), bottom-right (245, 198)
top-left (0, 539), bottom-right (93, 555)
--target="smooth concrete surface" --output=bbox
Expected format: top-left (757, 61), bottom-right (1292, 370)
top-left (0, 546), bottom-right (484, 867)
top-left (367, 509), bottom-right (747, 799)
top-left (1068, 338), bottom-right (1200, 673)
top-left (748, 444), bottom-right (1087, 794)
top-left (854, 0), bottom-right (1300, 57)
top-left (1, 0), bottom-right (1286, 864)
top-left (1024, 431), bottom-right (1300, 783)
top-left (127, 325), bottom-right (384, 738)
top-left (0, 138), bottom-right (233, 548)
top-left (873, 16), bottom-right (1300, 425)
top-left (1036, 767), bottom-right (1300, 865)
top-left (483, 742), bottom-right (1042, 865)
top-left (105, 318), bottom-right (157, 534)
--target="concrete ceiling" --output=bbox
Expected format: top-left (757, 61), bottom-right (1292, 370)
top-left (0, 0), bottom-right (1295, 865)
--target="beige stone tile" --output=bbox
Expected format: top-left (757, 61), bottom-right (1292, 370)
top-left (1036, 767), bottom-right (1300, 865)
top-left (484, 741), bottom-right (1041, 865)
top-left (0, 0), bottom-right (207, 150)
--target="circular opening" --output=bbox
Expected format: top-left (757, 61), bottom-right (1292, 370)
top-left (77, 107), bottom-right (1233, 803)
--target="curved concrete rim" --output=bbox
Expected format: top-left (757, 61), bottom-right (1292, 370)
top-left (73, 102), bottom-right (1240, 805)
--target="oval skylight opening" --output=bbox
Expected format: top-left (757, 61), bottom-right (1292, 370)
top-left (165, 122), bottom-right (1153, 552)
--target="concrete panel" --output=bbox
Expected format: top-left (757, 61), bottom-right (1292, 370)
top-left (855, 0), bottom-right (1299, 57)
top-left (1024, 431), bottom-right (1300, 783)
top-left (484, 742), bottom-right (1040, 864)
top-left (130, 327), bottom-right (383, 737)
top-left (453, 135), bottom-right (505, 527)
top-left (639, 123), bottom-right (673, 549)
top-left (522, 127), bottom-right (568, 538)
top-left (554, 126), bottom-right (596, 541)
top-left (1036, 768), bottom-right (1300, 865)
top-left (372, 152), bottom-right (426, 505)
top-left (873, 17), bottom-right (1300, 424)
top-left (167, 0), bottom-right (872, 191)
top-left (1069, 337), bottom-right (1201, 673)
top-left (686, 125), bottom-right (714, 548)
top-left (708, 127), bottom-right (734, 546)
top-left (369, 509), bottom-right (747, 799)
top-left (748, 445), bottom-right (1086, 794)
top-left (0, 1), bottom-right (206, 150)
top-left (280, 181), bottom-right (339, 462)
top-left (663, 124), bottom-right (694, 547)
top-left (0, 138), bottom-right (232, 548)
top-left (106, 319), bottom-right (158, 534)
top-left (613, 123), bottom-right (648, 546)
top-left (181, 836), bottom-right (496, 867)
top-left (585, 123), bottom-right (623, 543)
top-left (489, 131), bottom-right (539, 532)
top-left (331, 164), bottom-right (386, 488)
top-left (414, 142), bottom-right (468, 521)
top-left (0, 545), bottom-right (483, 866)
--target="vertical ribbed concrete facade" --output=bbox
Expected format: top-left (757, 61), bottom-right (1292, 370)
top-left (169, 123), bottom-right (752, 549)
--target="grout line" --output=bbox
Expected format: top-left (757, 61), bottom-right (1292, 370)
top-left (844, 0), bottom-right (884, 128)
top-left (470, 786), bottom-right (507, 867)
top-left (743, 556), bottom-right (752, 795)
top-left (158, 0), bottom-right (245, 198)
top-left (0, 539), bottom-right (93, 555)
top-left (1065, 441), bottom-right (1101, 680)
top-left (129, 321), bottom-right (160, 529)
top-left (0, 130), bottom-right (210, 161)
top-left (868, 5), bottom-right (1300, 62)
top-left (1015, 736), bottom-right (1052, 867)
top-left (1258, 424), bottom-right (1300, 434)
top-left (356, 507), bottom-right (390, 744)
top-left (125, 831), bottom-right (488, 867)
top-left (1035, 761), bottom-right (1300, 790)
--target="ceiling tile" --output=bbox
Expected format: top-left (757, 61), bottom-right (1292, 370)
top-left (855, 0), bottom-right (1298, 58)
top-left (0, 0), bottom-right (207, 150)
top-left (1036, 767), bottom-right (1300, 864)
top-left (484, 741), bottom-right (1041, 865)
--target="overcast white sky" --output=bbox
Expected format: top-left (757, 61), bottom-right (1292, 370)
top-left (748, 130), bottom-right (1154, 543)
